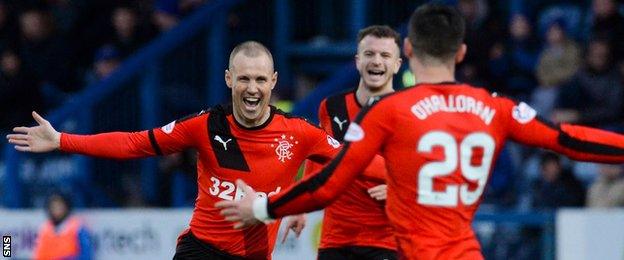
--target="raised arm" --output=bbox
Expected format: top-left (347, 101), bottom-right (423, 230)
top-left (8, 111), bottom-right (205, 160)
top-left (504, 100), bottom-right (624, 163)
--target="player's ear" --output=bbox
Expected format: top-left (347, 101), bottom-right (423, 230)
top-left (455, 43), bottom-right (467, 64)
top-left (403, 38), bottom-right (413, 59)
top-left (393, 57), bottom-right (403, 75)
top-left (271, 71), bottom-right (278, 90)
top-left (225, 69), bottom-right (233, 88)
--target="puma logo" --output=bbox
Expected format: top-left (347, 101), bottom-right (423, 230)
top-left (214, 135), bottom-right (232, 150)
top-left (333, 116), bottom-right (348, 131)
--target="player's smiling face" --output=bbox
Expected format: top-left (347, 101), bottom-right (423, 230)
top-left (226, 53), bottom-right (277, 127)
top-left (356, 36), bottom-right (402, 91)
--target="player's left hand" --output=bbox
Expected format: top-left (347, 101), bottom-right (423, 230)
top-left (281, 214), bottom-right (306, 244)
top-left (215, 179), bottom-right (262, 229)
top-left (368, 184), bottom-right (387, 200)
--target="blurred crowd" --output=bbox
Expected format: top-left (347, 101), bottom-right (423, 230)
top-left (445, 0), bottom-right (624, 213)
top-left (0, 0), bottom-right (207, 131)
top-left (2, 0), bottom-right (624, 212)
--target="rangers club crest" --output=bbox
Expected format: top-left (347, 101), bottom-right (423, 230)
top-left (271, 135), bottom-right (298, 162)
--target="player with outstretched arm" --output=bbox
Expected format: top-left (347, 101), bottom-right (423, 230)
top-left (8, 41), bottom-right (341, 260)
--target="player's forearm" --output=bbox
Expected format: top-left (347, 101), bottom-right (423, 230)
top-left (552, 124), bottom-right (624, 163)
top-left (61, 131), bottom-right (156, 159)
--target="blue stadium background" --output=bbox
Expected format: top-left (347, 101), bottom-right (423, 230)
top-left (3, 0), bottom-right (624, 259)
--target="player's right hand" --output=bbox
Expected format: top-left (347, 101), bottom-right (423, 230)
top-left (6, 111), bottom-right (61, 152)
top-left (368, 184), bottom-right (387, 200)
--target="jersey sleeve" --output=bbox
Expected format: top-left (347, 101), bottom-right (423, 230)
top-left (502, 98), bottom-right (624, 163)
top-left (268, 100), bottom-right (393, 218)
top-left (60, 112), bottom-right (206, 159)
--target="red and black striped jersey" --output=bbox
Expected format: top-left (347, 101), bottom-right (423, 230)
top-left (264, 83), bottom-right (624, 260)
top-left (60, 104), bottom-right (339, 259)
top-left (308, 89), bottom-right (395, 250)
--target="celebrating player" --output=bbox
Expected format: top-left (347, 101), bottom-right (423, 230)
top-left (7, 41), bottom-right (340, 259)
top-left (216, 5), bottom-right (624, 260)
top-left (306, 25), bottom-right (401, 260)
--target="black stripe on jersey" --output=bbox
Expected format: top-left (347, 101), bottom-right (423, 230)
top-left (268, 101), bottom-right (379, 218)
top-left (208, 105), bottom-right (250, 172)
top-left (558, 129), bottom-right (624, 156)
top-left (535, 116), bottom-right (624, 156)
top-left (273, 107), bottom-right (323, 130)
top-left (325, 92), bottom-right (350, 141)
top-left (176, 109), bottom-right (210, 124)
top-left (148, 129), bottom-right (163, 156)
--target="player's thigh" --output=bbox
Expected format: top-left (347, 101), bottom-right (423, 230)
top-left (317, 247), bottom-right (351, 260)
top-left (351, 246), bottom-right (398, 260)
top-left (173, 232), bottom-right (242, 260)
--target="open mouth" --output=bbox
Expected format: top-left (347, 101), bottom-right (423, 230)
top-left (243, 97), bottom-right (261, 109)
top-left (367, 69), bottom-right (386, 80)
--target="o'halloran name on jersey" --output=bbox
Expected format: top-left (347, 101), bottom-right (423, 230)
top-left (411, 94), bottom-right (496, 125)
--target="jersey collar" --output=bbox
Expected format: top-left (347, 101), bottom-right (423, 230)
top-left (227, 104), bottom-right (276, 131)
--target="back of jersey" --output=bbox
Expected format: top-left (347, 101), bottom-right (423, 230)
top-left (378, 83), bottom-right (506, 251)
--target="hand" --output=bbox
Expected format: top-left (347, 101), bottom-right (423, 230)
top-left (368, 184), bottom-right (387, 201)
top-left (6, 111), bottom-right (61, 152)
top-left (215, 179), bottom-right (262, 229)
top-left (281, 214), bottom-right (306, 244)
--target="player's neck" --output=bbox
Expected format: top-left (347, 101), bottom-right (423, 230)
top-left (232, 107), bottom-right (272, 128)
top-left (356, 80), bottom-right (394, 106)
top-left (411, 59), bottom-right (456, 85)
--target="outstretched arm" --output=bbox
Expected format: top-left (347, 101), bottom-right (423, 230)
top-left (7, 111), bottom-right (204, 159)
top-left (7, 111), bottom-right (61, 152)
top-left (505, 101), bottom-right (624, 163)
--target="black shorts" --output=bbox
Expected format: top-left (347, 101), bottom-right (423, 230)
top-left (173, 232), bottom-right (244, 260)
top-left (317, 246), bottom-right (397, 260)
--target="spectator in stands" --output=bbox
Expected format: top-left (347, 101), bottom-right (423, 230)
top-left (490, 13), bottom-right (539, 99)
top-left (588, 0), bottom-right (624, 61)
top-left (110, 6), bottom-right (150, 57)
top-left (456, 0), bottom-right (504, 92)
top-left (535, 19), bottom-right (581, 98)
top-left (153, 0), bottom-right (180, 31)
top-left (33, 193), bottom-right (93, 260)
top-left (90, 44), bottom-right (121, 82)
top-left (18, 8), bottom-right (76, 92)
top-left (587, 164), bottom-right (624, 207)
top-left (531, 152), bottom-right (586, 209)
top-left (552, 38), bottom-right (623, 128)
top-left (0, 48), bottom-right (42, 132)
top-left (531, 19), bottom-right (580, 119)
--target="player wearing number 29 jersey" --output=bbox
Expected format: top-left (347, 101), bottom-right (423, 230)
top-left (236, 4), bottom-right (624, 260)
top-left (264, 82), bottom-right (624, 259)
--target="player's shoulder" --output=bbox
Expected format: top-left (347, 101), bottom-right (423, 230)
top-left (272, 106), bottom-right (322, 130)
top-left (323, 88), bottom-right (355, 102)
top-left (175, 108), bottom-right (211, 123)
top-left (321, 88), bottom-right (356, 107)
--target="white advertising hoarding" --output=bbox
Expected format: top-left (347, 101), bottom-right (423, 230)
top-left (0, 209), bottom-right (323, 260)
top-left (557, 209), bottom-right (624, 260)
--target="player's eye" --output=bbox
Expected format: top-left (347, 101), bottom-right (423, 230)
top-left (256, 78), bottom-right (267, 83)
top-left (382, 53), bottom-right (391, 58)
top-left (238, 76), bottom-right (250, 82)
